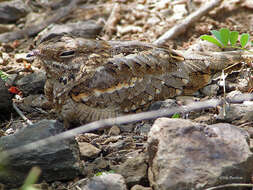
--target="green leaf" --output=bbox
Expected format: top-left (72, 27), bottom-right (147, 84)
top-left (229, 31), bottom-right (239, 46)
top-left (172, 113), bottom-right (180, 118)
top-left (211, 30), bottom-right (222, 43)
top-left (25, 186), bottom-right (39, 190)
top-left (96, 170), bottom-right (115, 176)
top-left (240, 33), bottom-right (250, 48)
top-left (219, 28), bottom-right (230, 47)
top-left (21, 167), bottom-right (41, 190)
top-left (200, 35), bottom-right (223, 48)
top-left (0, 70), bottom-right (8, 81)
top-left (95, 172), bottom-right (103, 176)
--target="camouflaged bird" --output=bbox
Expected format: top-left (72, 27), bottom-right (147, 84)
top-left (28, 35), bottom-right (252, 127)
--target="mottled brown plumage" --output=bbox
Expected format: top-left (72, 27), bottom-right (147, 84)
top-left (28, 35), bottom-right (252, 127)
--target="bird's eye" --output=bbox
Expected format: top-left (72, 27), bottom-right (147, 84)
top-left (59, 50), bottom-right (75, 58)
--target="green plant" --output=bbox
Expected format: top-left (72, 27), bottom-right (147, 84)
top-left (201, 28), bottom-right (253, 115)
top-left (0, 70), bottom-right (8, 81)
top-left (172, 113), bottom-right (180, 118)
top-left (21, 167), bottom-right (41, 190)
top-left (200, 28), bottom-right (252, 52)
top-left (95, 170), bottom-right (115, 176)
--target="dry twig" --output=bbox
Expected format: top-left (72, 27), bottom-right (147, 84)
top-left (153, 0), bottom-right (224, 46)
top-left (12, 102), bottom-right (33, 125)
top-left (102, 3), bottom-right (121, 40)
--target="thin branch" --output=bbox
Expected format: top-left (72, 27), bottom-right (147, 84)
top-left (221, 70), bottom-right (227, 117)
top-left (12, 102), bottom-right (33, 125)
top-left (153, 0), bottom-right (224, 46)
top-left (238, 121), bottom-right (253, 128)
top-left (102, 3), bottom-right (121, 40)
top-left (0, 93), bottom-right (252, 162)
top-left (205, 183), bottom-right (253, 190)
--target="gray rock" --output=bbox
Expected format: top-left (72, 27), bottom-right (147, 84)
top-left (200, 84), bottom-right (219, 96)
top-left (0, 78), bottom-right (13, 120)
top-left (131, 185), bottom-right (152, 190)
top-left (0, 120), bottom-right (83, 188)
top-left (1, 52), bottom-right (11, 65)
top-left (108, 125), bottom-right (121, 136)
top-left (14, 71), bottom-right (46, 96)
top-left (147, 118), bottom-right (253, 190)
top-left (37, 20), bottom-right (103, 44)
top-left (238, 78), bottom-right (250, 90)
top-left (0, 0), bottom-right (29, 23)
top-left (226, 90), bottom-right (243, 100)
top-left (149, 99), bottom-right (178, 111)
top-left (79, 142), bottom-right (101, 159)
top-left (175, 96), bottom-right (199, 105)
top-left (84, 157), bottom-right (110, 178)
top-left (112, 153), bottom-right (148, 187)
top-left (218, 80), bottom-right (236, 92)
top-left (0, 23), bottom-right (15, 34)
top-left (104, 136), bottom-right (135, 156)
top-left (81, 173), bottom-right (127, 190)
top-left (217, 102), bottom-right (253, 123)
top-left (118, 123), bottom-right (135, 133)
top-left (135, 123), bottom-right (152, 135)
top-left (18, 94), bottom-right (51, 112)
top-left (240, 111), bottom-right (253, 123)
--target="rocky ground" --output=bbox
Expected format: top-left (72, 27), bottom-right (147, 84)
top-left (0, 0), bottom-right (253, 190)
